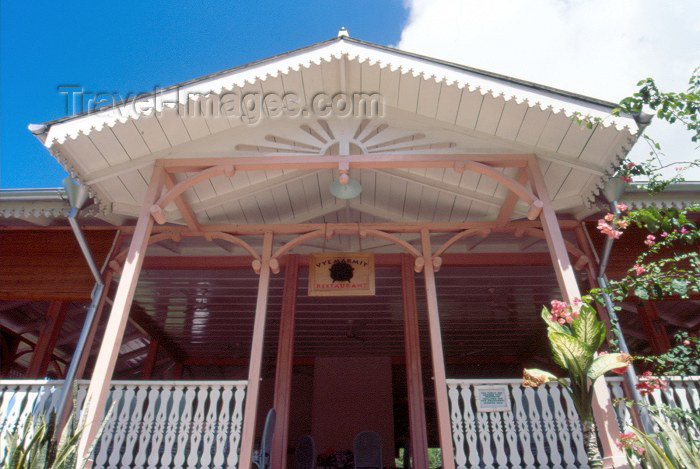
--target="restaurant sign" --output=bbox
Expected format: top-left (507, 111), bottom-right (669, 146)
top-left (474, 385), bottom-right (511, 412)
top-left (308, 252), bottom-right (375, 296)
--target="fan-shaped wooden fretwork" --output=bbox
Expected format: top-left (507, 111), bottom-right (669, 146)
top-left (235, 118), bottom-right (456, 155)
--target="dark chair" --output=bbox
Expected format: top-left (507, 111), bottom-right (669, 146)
top-left (295, 434), bottom-right (316, 469)
top-left (252, 408), bottom-right (276, 469)
top-left (353, 431), bottom-right (382, 469)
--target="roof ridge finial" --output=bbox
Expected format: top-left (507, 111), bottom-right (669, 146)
top-left (337, 27), bottom-right (349, 38)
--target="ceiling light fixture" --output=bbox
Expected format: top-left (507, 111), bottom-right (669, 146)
top-left (329, 168), bottom-right (362, 199)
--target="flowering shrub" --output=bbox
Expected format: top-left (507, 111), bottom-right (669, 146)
top-left (639, 332), bottom-right (700, 376)
top-left (635, 371), bottom-right (668, 396)
top-left (616, 432), bottom-right (645, 456)
top-left (596, 203), bottom-right (630, 239)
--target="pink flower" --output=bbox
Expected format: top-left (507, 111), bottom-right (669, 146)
top-left (617, 432), bottom-right (645, 455)
top-left (660, 232), bottom-right (669, 238)
top-left (681, 227), bottom-right (689, 235)
top-left (626, 162), bottom-right (636, 169)
top-left (617, 219), bottom-right (629, 229)
top-left (620, 175), bottom-right (633, 183)
top-left (597, 219), bottom-right (623, 239)
top-left (604, 213), bottom-right (615, 222)
top-left (636, 373), bottom-right (668, 396)
top-left (633, 264), bottom-right (646, 276)
top-left (550, 299), bottom-right (579, 325)
top-left (644, 234), bottom-right (656, 247)
top-left (616, 203), bottom-right (629, 212)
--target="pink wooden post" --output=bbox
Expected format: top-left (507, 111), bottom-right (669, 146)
top-left (528, 158), bottom-right (628, 469)
top-left (420, 228), bottom-right (456, 469)
top-left (271, 254), bottom-right (299, 469)
top-left (401, 254), bottom-right (430, 469)
top-left (239, 231), bottom-right (274, 469)
top-left (76, 164), bottom-right (165, 465)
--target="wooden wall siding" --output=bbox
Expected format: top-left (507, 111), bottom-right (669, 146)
top-left (129, 264), bottom-right (567, 366)
top-left (0, 230), bottom-right (117, 300)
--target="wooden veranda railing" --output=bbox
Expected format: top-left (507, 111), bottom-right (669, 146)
top-left (0, 379), bottom-right (247, 469)
top-left (446, 376), bottom-right (700, 469)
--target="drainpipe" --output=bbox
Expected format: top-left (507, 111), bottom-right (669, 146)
top-left (596, 177), bottom-right (653, 434)
top-left (54, 178), bottom-right (108, 434)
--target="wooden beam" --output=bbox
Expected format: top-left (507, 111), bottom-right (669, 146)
top-left (84, 151), bottom-right (532, 186)
top-left (161, 153), bottom-right (532, 172)
top-left (401, 254), bottom-right (430, 469)
top-left (141, 339), bottom-right (159, 379)
top-left (239, 232), bottom-right (274, 469)
top-left (496, 168), bottom-right (528, 226)
top-left (76, 163), bottom-right (164, 465)
top-left (129, 306), bottom-right (186, 361)
top-left (528, 157), bottom-right (627, 469)
top-left (26, 301), bottom-right (69, 378)
top-left (271, 255), bottom-right (299, 469)
top-left (172, 362), bottom-right (184, 379)
top-left (637, 302), bottom-right (671, 354)
top-left (420, 229), bottom-right (455, 469)
top-left (140, 252), bottom-right (556, 270)
top-left (162, 172), bottom-right (201, 231)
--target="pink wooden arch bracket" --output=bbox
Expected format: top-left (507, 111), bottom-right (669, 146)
top-left (358, 229), bottom-right (424, 272)
top-left (433, 228), bottom-right (492, 259)
top-left (271, 229), bottom-right (328, 271)
top-left (203, 232), bottom-right (263, 273)
top-left (150, 164), bottom-right (235, 224)
top-left (514, 227), bottom-right (589, 270)
top-left (109, 232), bottom-right (183, 273)
top-left (453, 161), bottom-right (543, 220)
top-left (109, 230), bottom-right (264, 273)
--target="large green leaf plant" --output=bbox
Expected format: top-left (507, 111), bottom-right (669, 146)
top-left (523, 299), bottom-right (633, 469)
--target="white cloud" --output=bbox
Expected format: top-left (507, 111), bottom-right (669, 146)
top-left (398, 0), bottom-right (700, 179)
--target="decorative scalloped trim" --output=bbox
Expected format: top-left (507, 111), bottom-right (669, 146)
top-left (43, 45), bottom-right (638, 149)
top-left (0, 205), bottom-right (106, 219)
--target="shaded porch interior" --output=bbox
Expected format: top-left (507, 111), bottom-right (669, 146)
top-left (3, 224), bottom-right (698, 466)
top-left (0, 248), bottom-right (592, 463)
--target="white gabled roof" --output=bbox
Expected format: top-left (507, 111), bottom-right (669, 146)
top-left (31, 36), bottom-right (642, 224)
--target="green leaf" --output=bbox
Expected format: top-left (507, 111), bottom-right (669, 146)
top-left (548, 332), bottom-right (592, 382)
top-left (541, 306), bottom-right (569, 335)
top-left (587, 353), bottom-right (630, 381)
top-left (634, 286), bottom-right (650, 300)
top-left (571, 304), bottom-right (606, 351)
top-left (671, 278), bottom-right (688, 297)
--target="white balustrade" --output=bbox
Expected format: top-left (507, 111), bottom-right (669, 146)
top-left (3, 376), bottom-right (699, 468)
top-left (0, 379), bottom-right (247, 469)
top-left (448, 376), bottom-right (700, 469)
top-left (447, 378), bottom-right (591, 469)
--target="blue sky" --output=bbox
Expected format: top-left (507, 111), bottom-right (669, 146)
top-left (0, 0), bottom-right (407, 188)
